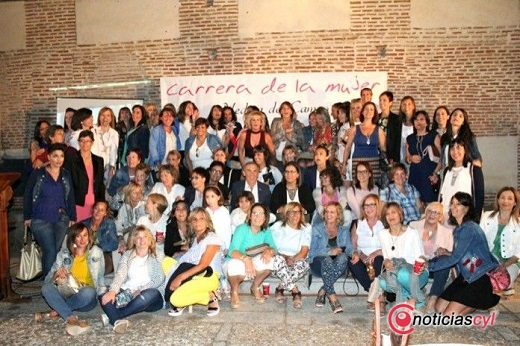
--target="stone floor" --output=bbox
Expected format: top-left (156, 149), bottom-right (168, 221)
top-left (1, 278), bottom-right (519, 346)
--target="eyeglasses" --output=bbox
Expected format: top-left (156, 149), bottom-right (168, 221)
top-left (426, 210), bottom-right (442, 215)
top-left (195, 147), bottom-right (200, 158)
top-left (251, 211), bottom-right (265, 217)
top-left (363, 203), bottom-right (377, 208)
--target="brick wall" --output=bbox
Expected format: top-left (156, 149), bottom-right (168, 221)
top-left (0, 0), bottom-right (519, 191)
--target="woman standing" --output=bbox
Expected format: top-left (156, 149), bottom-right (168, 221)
top-left (309, 202), bottom-right (353, 313)
top-left (82, 201), bottom-right (118, 274)
top-left (270, 101), bottom-right (305, 162)
top-left (69, 108), bottom-right (94, 150)
top-left (148, 107), bottom-right (179, 173)
top-left (29, 120), bottom-right (50, 170)
top-left (333, 102), bottom-right (351, 167)
top-left (99, 226), bottom-right (164, 333)
top-left (271, 162), bottom-right (315, 217)
top-left (65, 130), bottom-right (105, 221)
top-left (237, 110), bottom-right (275, 168)
top-left (184, 118), bottom-right (223, 171)
top-left (342, 102), bottom-right (386, 185)
top-left (428, 192), bottom-right (500, 315)
top-left (223, 106), bottom-right (242, 157)
top-left (164, 208), bottom-right (222, 317)
top-left (346, 162), bottom-right (380, 220)
top-left (115, 107), bottom-right (131, 167)
top-left (224, 203), bottom-right (277, 308)
top-left (207, 105), bottom-right (227, 144)
top-left (439, 137), bottom-right (484, 220)
top-left (432, 106), bottom-right (450, 137)
top-left (24, 143), bottom-right (76, 276)
top-left (121, 105), bottom-right (150, 164)
top-left (349, 194), bottom-right (384, 295)
top-left (481, 187), bottom-right (520, 293)
top-left (91, 107), bottom-right (119, 185)
top-left (164, 200), bottom-right (191, 259)
top-left (37, 223), bottom-right (105, 336)
top-left (406, 110), bottom-right (442, 203)
top-left (313, 107), bottom-right (332, 152)
top-left (271, 202), bottom-right (311, 309)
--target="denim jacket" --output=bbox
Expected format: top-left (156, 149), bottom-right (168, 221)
top-left (148, 124), bottom-right (179, 168)
top-left (23, 167), bottom-right (76, 221)
top-left (44, 245), bottom-right (106, 295)
top-left (429, 221), bottom-right (498, 283)
top-left (82, 217), bottom-right (118, 252)
top-left (110, 250), bottom-right (165, 295)
top-left (309, 219), bottom-right (353, 263)
top-left (184, 134), bottom-right (223, 157)
top-left (107, 166), bottom-right (130, 196)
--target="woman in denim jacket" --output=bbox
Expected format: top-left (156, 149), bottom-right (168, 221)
top-left (309, 201), bottom-right (353, 313)
top-left (428, 192), bottom-right (500, 315)
top-left (36, 223), bottom-right (105, 336)
top-left (148, 107), bottom-right (180, 171)
top-left (99, 226), bottom-right (165, 334)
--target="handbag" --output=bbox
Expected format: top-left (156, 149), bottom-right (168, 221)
top-left (16, 226), bottom-right (43, 282)
top-left (55, 273), bottom-right (85, 298)
top-left (487, 266), bottom-right (511, 292)
top-left (115, 289), bottom-right (134, 308)
top-left (245, 243), bottom-right (270, 257)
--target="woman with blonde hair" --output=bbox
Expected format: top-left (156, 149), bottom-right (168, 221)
top-left (164, 208), bottom-right (222, 317)
top-left (91, 107), bottom-right (119, 185)
top-left (99, 226), bottom-right (164, 334)
top-left (271, 202), bottom-right (312, 308)
top-left (237, 110), bottom-right (275, 168)
top-left (481, 186), bottom-right (520, 294)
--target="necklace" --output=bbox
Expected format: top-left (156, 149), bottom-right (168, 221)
top-left (389, 227), bottom-right (402, 251)
top-left (287, 188), bottom-right (297, 201)
top-left (450, 166), bottom-right (463, 186)
top-left (416, 135), bottom-right (427, 159)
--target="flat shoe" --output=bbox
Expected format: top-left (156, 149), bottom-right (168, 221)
top-left (113, 319), bottom-right (130, 334)
top-left (34, 311), bottom-right (58, 323)
top-left (275, 287), bottom-right (285, 304)
top-left (315, 289), bottom-right (326, 307)
top-left (292, 291), bottom-right (302, 309)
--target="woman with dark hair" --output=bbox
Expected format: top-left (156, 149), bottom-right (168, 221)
top-left (115, 107), bottom-right (131, 167)
top-left (121, 104), bottom-right (150, 164)
top-left (108, 148), bottom-right (143, 198)
top-left (271, 162), bottom-right (315, 217)
top-left (148, 107), bottom-right (179, 172)
top-left (207, 104), bottom-right (227, 144)
top-left (342, 101), bottom-right (386, 185)
top-left (439, 137), bottom-right (484, 220)
top-left (164, 200), bottom-right (191, 259)
top-left (312, 166), bottom-right (348, 220)
top-left (37, 223), bottom-right (105, 336)
top-left (177, 100), bottom-right (196, 135)
top-left (65, 130), bottom-right (105, 221)
top-left (224, 203), bottom-right (277, 308)
top-left (223, 106), bottom-right (242, 157)
top-left (64, 107), bottom-right (75, 146)
top-left (32, 124), bottom-right (66, 169)
top-left (164, 208), bottom-right (222, 317)
top-left (432, 106), bottom-right (450, 137)
top-left (346, 162), bottom-right (380, 220)
top-left (427, 192), bottom-right (500, 315)
top-left (301, 110), bottom-right (318, 155)
top-left (481, 187), bottom-right (520, 293)
top-left (406, 110), bottom-right (442, 203)
top-left (24, 143), bottom-right (76, 276)
top-left (253, 144), bottom-right (283, 192)
top-left (440, 108), bottom-right (482, 168)
top-left (184, 167), bottom-right (210, 210)
top-left (29, 120), bottom-right (50, 170)
top-left (310, 202), bottom-right (353, 313)
top-left (270, 101), bottom-right (305, 162)
top-left (332, 102), bottom-right (351, 167)
top-left (184, 117), bottom-right (223, 171)
top-left (69, 108), bottom-right (94, 150)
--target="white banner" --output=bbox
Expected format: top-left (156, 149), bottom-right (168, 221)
top-left (160, 72), bottom-right (387, 125)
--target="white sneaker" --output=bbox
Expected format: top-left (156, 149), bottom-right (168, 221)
top-left (100, 314), bottom-right (109, 327)
top-left (113, 319), bottom-right (130, 334)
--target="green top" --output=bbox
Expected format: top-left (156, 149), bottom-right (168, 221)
top-left (226, 223), bottom-right (277, 259)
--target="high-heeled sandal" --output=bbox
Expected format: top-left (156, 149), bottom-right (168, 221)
top-left (230, 291), bottom-right (240, 309)
top-left (250, 285), bottom-right (266, 303)
top-left (291, 290), bottom-right (302, 309)
top-left (207, 292), bottom-right (220, 317)
top-left (34, 311), bottom-right (59, 322)
top-left (168, 305), bottom-right (186, 317)
top-left (275, 287), bottom-right (285, 304)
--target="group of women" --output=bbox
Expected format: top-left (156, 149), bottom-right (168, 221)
top-left (24, 93), bottom-right (518, 336)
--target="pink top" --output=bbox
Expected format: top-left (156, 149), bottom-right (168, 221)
top-left (76, 161), bottom-right (95, 222)
top-left (409, 219), bottom-right (454, 259)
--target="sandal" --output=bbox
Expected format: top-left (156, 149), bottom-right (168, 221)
top-left (230, 291), bottom-right (240, 309)
top-left (329, 298), bottom-right (343, 314)
top-left (250, 286), bottom-right (266, 303)
top-left (275, 287), bottom-right (285, 304)
top-left (292, 290), bottom-right (302, 309)
top-left (34, 311), bottom-right (59, 322)
top-left (315, 288), bottom-right (326, 307)
top-left (207, 292), bottom-right (220, 317)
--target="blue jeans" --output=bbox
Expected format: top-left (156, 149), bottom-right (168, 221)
top-left (348, 255), bottom-right (384, 292)
top-left (310, 254), bottom-right (348, 295)
top-left (41, 283), bottom-right (97, 320)
top-left (380, 268), bottom-right (429, 307)
top-left (31, 214), bottom-right (69, 276)
top-left (100, 288), bottom-right (163, 325)
top-left (429, 267), bottom-right (450, 296)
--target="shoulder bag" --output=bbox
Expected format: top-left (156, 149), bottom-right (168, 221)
top-left (16, 226), bottom-right (42, 282)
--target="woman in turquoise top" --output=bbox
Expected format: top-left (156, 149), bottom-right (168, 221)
top-left (480, 186), bottom-right (520, 294)
top-left (224, 203), bottom-right (277, 309)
